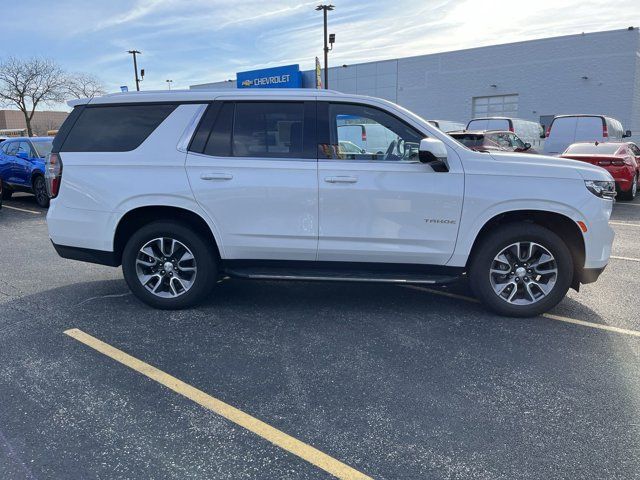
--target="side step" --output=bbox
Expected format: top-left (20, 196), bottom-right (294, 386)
top-left (224, 266), bottom-right (460, 285)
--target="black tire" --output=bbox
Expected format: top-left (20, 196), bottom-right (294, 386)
top-left (32, 175), bottom-right (49, 208)
top-left (122, 221), bottom-right (217, 309)
top-left (1, 182), bottom-right (11, 200)
top-left (618, 175), bottom-right (637, 201)
top-left (469, 223), bottom-right (573, 317)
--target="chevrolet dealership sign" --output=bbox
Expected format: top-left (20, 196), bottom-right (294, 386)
top-left (236, 64), bottom-right (302, 89)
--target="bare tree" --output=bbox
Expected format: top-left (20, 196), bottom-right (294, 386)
top-left (65, 73), bottom-right (106, 99)
top-left (0, 57), bottom-right (67, 137)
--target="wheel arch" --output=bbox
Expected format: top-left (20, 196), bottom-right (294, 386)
top-left (467, 210), bottom-right (585, 290)
top-left (113, 206), bottom-right (221, 265)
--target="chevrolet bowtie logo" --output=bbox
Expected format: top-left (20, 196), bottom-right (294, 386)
top-left (241, 79), bottom-right (253, 87)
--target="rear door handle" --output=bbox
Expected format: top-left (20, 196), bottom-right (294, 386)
top-left (324, 176), bottom-right (358, 184)
top-left (201, 172), bottom-right (233, 180)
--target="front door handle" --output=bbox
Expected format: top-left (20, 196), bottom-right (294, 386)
top-left (324, 176), bottom-right (358, 184)
top-left (201, 172), bottom-right (233, 180)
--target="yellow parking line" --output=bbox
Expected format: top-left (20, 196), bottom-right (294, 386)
top-left (610, 221), bottom-right (640, 227)
top-left (2, 205), bottom-right (41, 214)
top-left (402, 285), bottom-right (640, 338)
top-left (64, 328), bottom-right (371, 480)
top-left (611, 255), bottom-right (640, 263)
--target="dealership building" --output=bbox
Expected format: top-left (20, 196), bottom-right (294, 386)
top-left (191, 27), bottom-right (640, 140)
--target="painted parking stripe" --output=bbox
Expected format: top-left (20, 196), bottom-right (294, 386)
top-left (64, 328), bottom-right (372, 480)
top-left (610, 221), bottom-right (640, 227)
top-left (611, 255), bottom-right (640, 263)
top-left (614, 202), bottom-right (640, 207)
top-left (2, 205), bottom-right (41, 214)
top-left (402, 285), bottom-right (640, 338)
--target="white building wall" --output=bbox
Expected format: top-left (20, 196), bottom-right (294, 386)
top-left (192, 28), bottom-right (640, 139)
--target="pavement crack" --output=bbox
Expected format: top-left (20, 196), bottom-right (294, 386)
top-left (73, 292), bottom-right (132, 308)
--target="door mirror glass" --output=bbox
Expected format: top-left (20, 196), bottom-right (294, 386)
top-left (623, 130), bottom-right (632, 138)
top-left (523, 142), bottom-right (532, 150)
top-left (418, 138), bottom-right (449, 172)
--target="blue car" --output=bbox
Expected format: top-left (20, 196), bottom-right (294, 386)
top-left (0, 136), bottom-right (53, 207)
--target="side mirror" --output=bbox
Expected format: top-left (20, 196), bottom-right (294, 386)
top-left (539, 133), bottom-right (546, 139)
top-left (523, 142), bottom-right (532, 151)
top-left (16, 151), bottom-right (29, 160)
top-left (418, 138), bottom-right (449, 172)
top-left (623, 130), bottom-right (632, 138)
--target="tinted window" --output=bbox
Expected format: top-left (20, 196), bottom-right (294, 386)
top-left (61, 104), bottom-right (177, 152)
top-left (564, 143), bottom-right (623, 155)
top-left (449, 133), bottom-right (484, 147)
top-left (628, 143), bottom-right (640, 156)
top-left (204, 103), bottom-right (234, 157)
top-left (328, 103), bottom-right (423, 161)
top-left (231, 102), bottom-right (305, 158)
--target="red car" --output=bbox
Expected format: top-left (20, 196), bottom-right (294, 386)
top-left (560, 142), bottom-right (640, 200)
top-left (449, 130), bottom-right (536, 153)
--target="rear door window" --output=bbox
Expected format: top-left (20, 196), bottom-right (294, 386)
top-left (60, 104), bottom-right (177, 152)
top-left (549, 117), bottom-right (577, 139)
top-left (575, 117), bottom-right (604, 142)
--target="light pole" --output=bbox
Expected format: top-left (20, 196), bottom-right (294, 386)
top-left (315, 4), bottom-right (334, 89)
top-left (166, 79), bottom-right (173, 90)
top-left (127, 50), bottom-right (142, 91)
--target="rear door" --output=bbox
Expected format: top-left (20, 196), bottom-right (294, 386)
top-left (575, 116), bottom-right (605, 144)
top-left (185, 100), bottom-right (318, 261)
top-left (545, 116), bottom-right (577, 155)
top-left (317, 101), bottom-right (464, 265)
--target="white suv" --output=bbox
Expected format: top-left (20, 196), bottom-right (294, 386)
top-left (46, 89), bottom-right (615, 317)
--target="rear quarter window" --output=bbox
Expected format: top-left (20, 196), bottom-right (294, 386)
top-left (60, 104), bottom-right (177, 152)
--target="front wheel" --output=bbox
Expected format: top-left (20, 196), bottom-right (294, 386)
top-left (1, 182), bottom-right (11, 200)
top-left (122, 221), bottom-right (217, 309)
top-left (469, 223), bottom-right (573, 317)
top-left (33, 176), bottom-right (49, 208)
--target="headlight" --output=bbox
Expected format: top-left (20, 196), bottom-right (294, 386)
top-left (585, 180), bottom-right (616, 199)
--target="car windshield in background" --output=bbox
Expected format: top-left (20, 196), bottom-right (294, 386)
top-left (31, 139), bottom-right (53, 157)
top-left (564, 143), bottom-right (622, 155)
top-left (450, 134), bottom-right (484, 147)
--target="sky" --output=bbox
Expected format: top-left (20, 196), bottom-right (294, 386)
top-left (2, 0), bottom-right (639, 95)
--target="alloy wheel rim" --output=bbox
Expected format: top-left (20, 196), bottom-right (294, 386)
top-left (489, 241), bottom-right (558, 305)
top-left (135, 237), bottom-right (197, 298)
top-left (35, 178), bottom-right (47, 204)
top-left (633, 177), bottom-right (637, 197)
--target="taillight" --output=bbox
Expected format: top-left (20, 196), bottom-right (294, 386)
top-left (611, 159), bottom-right (626, 166)
top-left (361, 128), bottom-right (366, 142)
top-left (509, 125), bottom-right (514, 132)
top-left (602, 123), bottom-right (608, 138)
top-left (597, 160), bottom-right (611, 166)
top-left (545, 126), bottom-right (550, 137)
top-left (45, 152), bottom-right (63, 198)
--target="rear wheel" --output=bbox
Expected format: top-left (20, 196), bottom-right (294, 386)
top-left (469, 223), bottom-right (573, 317)
top-left (33, 176), bottom-right (49, 208)
top-left (122, 221), bottom-right (217, 309)
top-left (619, 174), bottom-right (637, 201)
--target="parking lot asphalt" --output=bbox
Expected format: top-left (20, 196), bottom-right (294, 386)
top-left (1, 194), bottom-right (639, 480)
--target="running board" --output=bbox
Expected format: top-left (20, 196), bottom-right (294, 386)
top-left (224, 266), bottom-right (460, 285)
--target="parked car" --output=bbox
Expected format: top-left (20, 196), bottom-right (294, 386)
top-left (427, 120), bottom-right (466, 132)
top-left (449, 130), bottom-right (536, 153)
top-left (560, 142), bottom-right (639, 200)
top-left (337, 122), bottom-right (398, 154)
top-left (0, 177), bottom-right (3, 209)
top-left (338, 140), bottom-right (366, 155)
top-left (466, 117), bottom-right (543, 146)
top-left (543, 115), bottom-right (631, 156)
top-left (0, 136), bottom-right (53, 207)
top-left (47, 90), bottom-right (614, 317)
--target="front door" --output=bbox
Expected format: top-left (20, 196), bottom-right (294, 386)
top-left (186, 100), bottom-right (318, 261)
top-left (318, 102), bottom-right (464, 265)
top-left (14, 141), bottom-right (34, 186)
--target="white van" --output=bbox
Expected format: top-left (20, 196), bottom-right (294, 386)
top-left (46, 89), bottom-right (615, 317)
top-left (427, 120), bottom-right (466, 133)
top-left (543, 115), bottom-right (632, 156)
top-left (466, 117), bottom-right (543, 146)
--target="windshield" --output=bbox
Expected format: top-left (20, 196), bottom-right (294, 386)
top-left (31, 139), bottom-right (53, 157)
top-left (563, 143), bottom-right (622, 155)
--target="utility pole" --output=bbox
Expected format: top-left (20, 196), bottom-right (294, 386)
top-left (127, 50), bottom-right (142, 91)
top-left (166, 79), bottom-right (173, 90)
top-left (315, 4), bottom-right (334, 89)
